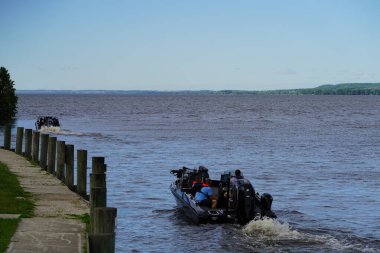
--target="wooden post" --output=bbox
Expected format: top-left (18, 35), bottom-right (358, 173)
top-left (90, 174), bottom-right (106, 189)
top-left (65, 144), bottom-right (74, 190)
top-left (47, 136), bottom-right (57, 174)
top-left (92, 157), bottom-right (106, 174)
top-left (89, 207), bottom-right (117, 253)
top-left (77, 149), bottom-right (88, 198)
top-left (91, 207), bottom-right (117, 233)
top-left (40, 133), bottom-right (49, 170)
top-left (88, 233), bottom-right (115, 253)
top-left (32, 131), bottom-right (40, 162)
top-left (90, 187), bottom-right (107, 210)
top-left (56, 141), bottom-right (66, 181)
top-left (90, 187), bottom-right (107, 231)
top-left (15, 127), bottom-right (24, 154)
top-left (88, 156), bottom-right (115, 253)
top-left (3, 125), bottom-right (11, 150)
top-left (24, 129), bottom-right (33, 159)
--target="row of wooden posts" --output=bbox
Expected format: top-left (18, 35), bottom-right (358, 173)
top-left (2, 125), bottom-right (117, 253)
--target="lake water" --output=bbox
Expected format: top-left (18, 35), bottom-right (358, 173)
top-left (1, 94), bottom-right (380, 252)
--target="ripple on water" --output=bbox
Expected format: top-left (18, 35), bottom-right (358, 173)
top-left (243, 218), bottom-right (380, 252)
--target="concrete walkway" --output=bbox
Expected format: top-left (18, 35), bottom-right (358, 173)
top-left (0, 149), bottom-right (89, 253)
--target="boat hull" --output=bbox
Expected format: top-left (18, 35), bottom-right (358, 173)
top-left (170, 183), bottom-right (227, 224)
top-left (170, 184), bottom-right (227, 224)
top-left (169, 167), bottom-right (276, 225)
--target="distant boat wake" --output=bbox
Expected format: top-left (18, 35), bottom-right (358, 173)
top-left (39, 126), bottom-right (61, 133)
top-left (40, 128), bottom-right (104, 137)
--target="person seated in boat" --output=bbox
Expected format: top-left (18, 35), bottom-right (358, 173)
top-left (190, 176), bottom-right (207, 196)
top-left (37, 118), bottom-right (44, 129)
top-left (52, 117), bottom-right (59, 126)
top-left (195, 178), bottom-right (217, 209)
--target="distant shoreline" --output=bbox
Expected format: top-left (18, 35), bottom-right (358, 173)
top-left (16, 82), bottom-right (380, 95)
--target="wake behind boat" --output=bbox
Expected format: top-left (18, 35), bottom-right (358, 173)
top-left (35, 116), bottom-right (61, 132)
top-left (170, 166), bottom-right (276, 225)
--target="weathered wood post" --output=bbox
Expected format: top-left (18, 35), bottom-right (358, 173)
top-left (92, 157), bottom-right (106, 174)
top-left (15, 127), bottom-right (24, 155)
top-left (88, 157), bottom-right (117, 253)
top-left (88, 234), bottom-right (115, 253)
top-left (24, 129), bottom-right (33, 159)
top-left (56, 140), bottom-right (66, 181)
top-left (47, 136), bottom-right (57, 174)
top-left (3, 125), bottom-right (11, 150)
top-left (40, 133), bottom-right (49, 170)
top-left (88, 207), bottom-right (117, 253)
top-left (32, 131), bottom-right (40, 162)
top-left (90, 187), bottom-right (107, 213)
top-left (65, 144), bottom-right (74, 190)
top-left (91, 207), bottom-right (117, 234)
top-left (90, 173), bottom-right (106, 189)
top-left (90, 157), bottom-right (107, 230)
top-left (77, 149), bottom-right (88, 198)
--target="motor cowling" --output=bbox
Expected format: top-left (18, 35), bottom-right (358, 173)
top-left (198, 166), bottom-right (209, 179)
top-left (260, 193), bottom-right (277, 219)
top-left (232, 180), bottom-right (256, 224)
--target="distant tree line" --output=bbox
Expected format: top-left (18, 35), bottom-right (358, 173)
top-left (217, 83), bottom-right (380, 95)
top-left (293, 83), bottom-right (380, 95)
top-left (293, 88), bottom-right (380, 95)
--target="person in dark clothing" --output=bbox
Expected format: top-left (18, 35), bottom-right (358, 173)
top-left (224, 169), bottom-right (251, 208)
top-left (190, 177), bottom-right (205, 197)
top-left (230, 169), bottom-right (250, 187)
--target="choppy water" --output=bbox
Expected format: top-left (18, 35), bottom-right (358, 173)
top-left (1, 94), bottom-right (380, 252)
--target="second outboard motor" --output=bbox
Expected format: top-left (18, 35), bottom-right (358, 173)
top-left (233, 180), bottom-right (256, 224)
top-left (260, 193), bottom-right (277, 219)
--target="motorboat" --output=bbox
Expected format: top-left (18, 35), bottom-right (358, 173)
top-left (35, 116), bottom-right (60, 131)
top-left (170, 166), bottom-right (277, 224)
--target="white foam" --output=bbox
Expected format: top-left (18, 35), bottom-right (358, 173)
top-left (39, 127), bottom-right (86, 136)
top-left (54, 129), bottom-right (86, 136)
top-left (313, 235), bottom-right (379, 253)
top-left (243, 218), bottom-right (379, 252)
top-left (243, 218), bottom-right (300, 238)
top-left (43, 128), bottom-right (104, 137)
top-left (39, 126), bottom-right (61, 133)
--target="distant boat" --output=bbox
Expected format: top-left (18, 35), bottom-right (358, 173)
top-left (35, 116), bottom-right (61, 132)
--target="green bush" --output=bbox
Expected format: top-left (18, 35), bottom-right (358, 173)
top-left (0, 67), bottom-right (18, 121)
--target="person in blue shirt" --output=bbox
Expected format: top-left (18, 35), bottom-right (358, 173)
top-left (195, 179), bottom-right (217, 208)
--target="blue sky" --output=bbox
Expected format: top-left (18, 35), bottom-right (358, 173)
top-left (1, 0), bottom-right (379, 90)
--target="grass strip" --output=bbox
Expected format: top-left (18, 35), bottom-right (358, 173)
top-left (0, 162), bottom-right (34, 217)
top-left (0, 219), bottom-right (20, 253)
top-left (0, 161), bottom-right (34, 252)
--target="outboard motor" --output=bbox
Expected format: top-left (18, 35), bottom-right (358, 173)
top-left (233, 180), bottom-right (256, 224)
top-left (170, 169), bottom-right (183, 179)
top-left (260, 193), bottom-right (277, 219)
top-left (198, 166), bottom-right (209, 180)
